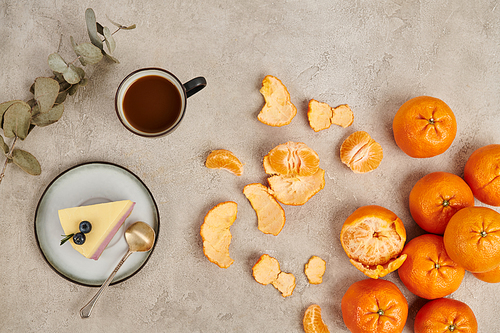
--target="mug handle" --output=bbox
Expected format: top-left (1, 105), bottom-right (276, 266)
top-left (184, 77), bottom-right (207, 98)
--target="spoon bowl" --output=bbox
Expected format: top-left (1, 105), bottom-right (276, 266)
top-left (80, 221), bottom-right (155, 318)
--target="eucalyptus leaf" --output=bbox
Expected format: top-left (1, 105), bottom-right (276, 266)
top-left (79, 78), bottom-right (88, 87)
top-left (73, 66), bottom-right (85, 80)
top-left (68, 84), bottom-right (79, 96)
top-left (62, 65), bottom-right (81, 84)
top-left (30, 82), bottom-right (35, 95)
top-left (34, 77), bottom-right (59, 113)
top-left (11, 149), bottom-right (41, 175)
top-left (0, 135), bottom-right (9, 155)
top-left (106, 15), bottom-right (136, 30)
top-left (55, 90), bottom-right (68, 105)
top-left (48, 53), bottom-right (69, 73)
top-left (102, 26), bottom-right (116, 54)
top-left (31, 103), bottom-right (64, 127)
top-left (85, 8), bottom-right (103, 50)
top-left (3, 101), bottom-right (31, 140)
top-left (71, 37), bottom-right (103, 65)
top-left (27, 99), bottom-right (37, 108)
top-left (0, 100), bottom-right (22, 126)
top-left (104, 52), bottom-right (120, 64)
top-left (53, 71), bottom-right (65, 82)
top-left (31, 104), bottom-right (40, 117)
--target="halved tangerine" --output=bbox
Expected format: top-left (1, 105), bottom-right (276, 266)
top-left (205, 149), bottom-right (244, 176)
top-left (340, 205), bottom-right (407, 279)
top-left (340, 131), bottom-right (383, 173)
top-left (264, 141), bottom-right (319, 177)
top-left (303, 304), bottom-right (330, 333)
top-left (258, 75), bottom-right (297, 127)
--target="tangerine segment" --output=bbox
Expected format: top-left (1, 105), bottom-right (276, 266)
top-left (304, 256), bottom-right (326, 284)
top-left (340, 205), bottom-right (407, 279)
top-left (398, 234), bottom-right (465, 300)
top-left (252, 254), bottom-right (281, 285)
top-left (271, 272), bottom-right (296, 297)
top-left (268, 168), bottom-right (325, 206)
top-left (243, 183), bottom-right (286, 236)
top-left (307, 100), bottom-right (354, 132)
top-left (264, 141), bottom-right (320, 177)
top-left (414, 298), bottom-right (478, 333)
top-left (463, 144), bottom-right (500, 206)
top-left (443, 206), bottom-right (500, 273)
top-left (258, 75), bottom-right (297, 127)
top-left (303, 304), bottom-right (330, 333)
top-left (200, 201), bottom-right (237, 268)
top-left (393, 96), bottom-right (457, 158)
top-left (341, 279), bottom-right (408, 333)
top-left (472, 264), bottom-right (500, 283)
top-left (340, 131), bottom-right (383, 173)
top-left (205, 149), bottom-right (244, 176)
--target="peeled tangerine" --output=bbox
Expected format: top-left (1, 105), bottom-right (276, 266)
top-left (205, 149), bottom-right (244, 176)
top-left (340, 205), bottom-right (407, 279)
top-left (304, 256), bottom-right (326, 284)
top-left (303, 304), bottom-right (330, 333)
top-left (340, 131), bottom-right (383, 173)
top-left (263, 142), bottom-right (325, 206)
top-left (252, 254), bottom-right (296, 297)
top-left (243, 183), bottom-right (285, 236)
top-left (307, 99), bottom-right (354, 132)
top-left (200, 201), bottom-right (237, 268)
top-left (258, 75), bottom-right (297, 127)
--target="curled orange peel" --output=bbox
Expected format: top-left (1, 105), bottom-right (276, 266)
top-left (307, 99), bottom-right (354, 132)
top-left (258, 75), bottom-right (297, 127)
top-left (252, 254), bottom-right (296, 297)
top-left (243, 183), bottom-right (285, 236)
top-left (200, 201), bottom-right (237, 268)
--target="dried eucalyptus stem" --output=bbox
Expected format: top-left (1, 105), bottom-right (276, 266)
top-left (0, 8), bottom-right (135, 185)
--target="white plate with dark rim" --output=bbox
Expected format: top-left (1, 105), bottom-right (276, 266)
top-left (34, 162), bottom-right (159, 287)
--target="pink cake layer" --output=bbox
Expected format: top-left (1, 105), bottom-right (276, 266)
top-left (90, 202), bottom-right (135, 260)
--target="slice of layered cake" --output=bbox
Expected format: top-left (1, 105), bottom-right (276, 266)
top-left (59, 200), bottom-right (135, 260)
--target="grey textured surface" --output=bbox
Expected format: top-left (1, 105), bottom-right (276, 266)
top-left (1, 1), bottom-right (500, 332)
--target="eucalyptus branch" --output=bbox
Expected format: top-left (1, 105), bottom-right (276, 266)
top-left (0, 8), bottom-right (135, 186)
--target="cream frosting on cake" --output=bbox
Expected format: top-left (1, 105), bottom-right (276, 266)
top-left (59, 200), bottom-right (135, 260)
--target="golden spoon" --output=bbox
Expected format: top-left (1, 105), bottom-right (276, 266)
top-left (80, 221), bottom-right (155, 318)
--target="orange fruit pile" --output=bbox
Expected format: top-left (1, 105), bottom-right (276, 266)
top-left (340, 205), bottom-right (407, 278)
top-left (463, 144), bottom-right (500, 206)
top-left (340, 131), bottom-right (383, 173)
top-left (398, 234), bottom-right (465, 299)
top-left (341, 278), bottom-right (408, 333)
top-left (205, 149), bottom-right (244, 176)
top-left (200, 201), bottom-right (238, 268)
top-left (443, 206), bottom-right (500, 273)
top-left (414, 298), bottom-right (478, 333)
top-left (409, 171), bottom-right (474, 234)
top-left (258, 75), bottom-right (297, 127)
top-left (252, 254), bottom-right (296, 297)
top-left (307, 99), bottom-right (354, 132)
top-left (393, 96), bottom-right (457, 158)
top-left (303, 304), bottom-right (330, 333)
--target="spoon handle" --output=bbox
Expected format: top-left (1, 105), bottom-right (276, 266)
top-left (80, 250), bottom-right (133, 318)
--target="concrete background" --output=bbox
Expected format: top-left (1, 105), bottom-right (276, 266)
top-left (1, 0), bottom-right (499, 332)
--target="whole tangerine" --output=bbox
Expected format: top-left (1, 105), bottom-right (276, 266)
top-left (414, 298), bottom-right (478, 333)
top-left (443, 206), bottom-right (500, 273)
top-left (393, 96), bottom-right (457, 158)
top-left (398, 234), bottom-right (465, 299)
top-left (341, 278), bottom-right (408, 333)
top-left (409, 172), bottom-right (474, 234)
top-left (463, 144), bottom-right (500, 206)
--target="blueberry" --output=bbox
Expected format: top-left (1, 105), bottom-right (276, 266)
top-left (73, 232), bottom-right (86, 245)
top-left (79, 221), bottom-right (92, 234)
